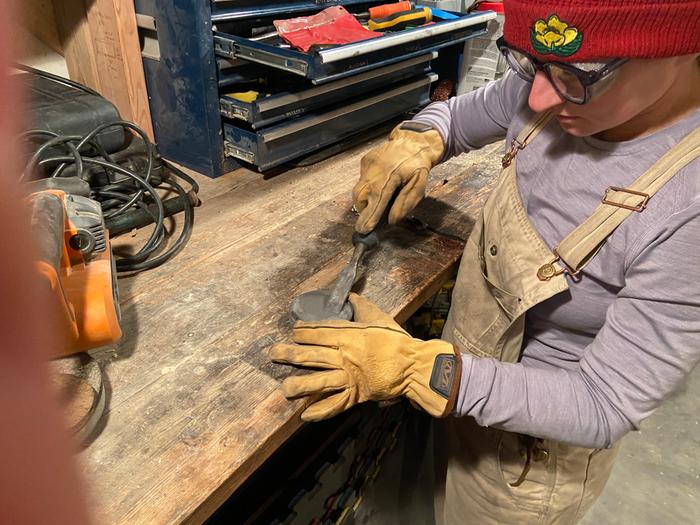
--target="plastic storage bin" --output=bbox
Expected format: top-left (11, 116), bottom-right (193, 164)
top-left (457, 1), bottom-right (506, 95)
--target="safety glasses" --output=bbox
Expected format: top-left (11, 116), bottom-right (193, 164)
top-left (496, 37), bottom-right (629, 104)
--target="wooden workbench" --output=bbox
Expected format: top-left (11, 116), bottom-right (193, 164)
top-left (81, 139), bottom-right (503, 524)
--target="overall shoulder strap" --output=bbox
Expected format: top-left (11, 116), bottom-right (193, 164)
top-left (502, 111), bottom-right (553, 168)
top-left (553, 125), bottom-right (700, 277)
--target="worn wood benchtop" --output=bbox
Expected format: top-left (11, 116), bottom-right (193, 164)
top-left (80, 139), bottom-right (502, 525)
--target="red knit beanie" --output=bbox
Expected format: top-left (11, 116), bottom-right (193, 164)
top-left (503, 0), bottom-right (700, 62)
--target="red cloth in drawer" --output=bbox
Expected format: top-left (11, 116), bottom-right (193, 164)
top-left (274, 6), bottom-right (382, 53)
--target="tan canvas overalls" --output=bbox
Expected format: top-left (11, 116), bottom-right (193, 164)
top-left (436, 112), bottom-right (700, 525)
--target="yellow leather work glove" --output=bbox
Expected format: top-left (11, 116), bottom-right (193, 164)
top-left (269, 293), bottom-right (461, 422)
top-left (353, 122), bottom-right (445, 234)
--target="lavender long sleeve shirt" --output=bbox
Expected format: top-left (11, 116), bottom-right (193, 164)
top-left (415, 72), bottom-right (700, 448)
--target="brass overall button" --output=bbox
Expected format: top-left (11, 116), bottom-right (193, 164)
top-left (537, 263), bottom-right (557, 281)
top-left (489, 245), bottom-right (498, 256)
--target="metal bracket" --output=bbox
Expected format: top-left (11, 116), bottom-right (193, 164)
top-left (213, 36), bottom-right (237, 58)
top-left (224, 141), bottom-right (256, 164)
top-left (213, 36), bottom-right (309, 76)
top-left (219, 99), bottom-right (251, 121)
top-left (135, 13), bottom-right (160, 61)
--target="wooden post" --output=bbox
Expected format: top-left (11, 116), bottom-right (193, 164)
top-left (21, 0), bottom-right (64, 54)
top-left (53, 0), bottom-right (155, 140)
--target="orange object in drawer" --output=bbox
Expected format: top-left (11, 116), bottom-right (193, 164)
top-left (368, 1), bottom-right (413, 20)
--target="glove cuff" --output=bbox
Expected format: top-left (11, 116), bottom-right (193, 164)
top-left (388, 124), bottom-right (445, 168)
top-left (434, 350), bottom-right (462, 416)
top-left (406, 339), bottom-right (462, 418)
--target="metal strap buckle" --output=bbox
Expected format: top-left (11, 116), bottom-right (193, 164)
top-left (602, 186), bottom-right (650, 212)
top-left (501, 138), bottom-right (525, 168)
top-left (537, 248), bottom-right (581, 281)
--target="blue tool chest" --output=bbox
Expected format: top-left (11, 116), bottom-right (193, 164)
top-left (134, 1), bottom-right (494, 176)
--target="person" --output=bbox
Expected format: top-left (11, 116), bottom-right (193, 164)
top-left (0, 2), bottom-right (93, 524)
top-left (270, 0), bottom-right (700, 523)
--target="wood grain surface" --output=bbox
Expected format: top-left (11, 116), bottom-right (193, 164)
top-left (81, 140), bottom-right (502, 524)
top-left (21, 0), bottom-right (64, 53)
top-left (53, 0), bottom-right (154, 139)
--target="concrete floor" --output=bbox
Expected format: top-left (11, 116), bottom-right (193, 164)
top-left (581, 366), bottom-right (700, 525)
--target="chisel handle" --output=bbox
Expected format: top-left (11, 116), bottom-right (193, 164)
top-left (368, 1), bottom-right (413, 19)
top-left (368, 7), bottom-right (432, 32)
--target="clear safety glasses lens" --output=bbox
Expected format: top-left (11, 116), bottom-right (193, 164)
top-left (503, 48), bottom-right (537, 81)
top-left (498, 38), bottom-right (626, 105)
top-left (544, 64), bottom-right (586, 104)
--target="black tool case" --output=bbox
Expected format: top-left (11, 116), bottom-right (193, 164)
top-left (22, 71), bottom-right (126, 155)
top-left (134, 1), bottom-right (495, 176)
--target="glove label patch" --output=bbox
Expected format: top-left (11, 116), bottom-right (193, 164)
top-left (430, 354), bottom-right (457, 399)
top-left (399, 121), bottom-right (433, 133)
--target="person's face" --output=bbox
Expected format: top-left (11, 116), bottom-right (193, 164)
top-left (528, 55), bottom-right (698, 138)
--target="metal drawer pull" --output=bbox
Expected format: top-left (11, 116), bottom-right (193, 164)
top-left (319, 11), bottom-right (495, 63)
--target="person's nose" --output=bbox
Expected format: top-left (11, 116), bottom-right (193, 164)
top-left (528, 71), bottom-right (566, 113)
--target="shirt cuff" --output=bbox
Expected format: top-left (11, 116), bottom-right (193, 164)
top-left (453, 352), bottom-right (473, 415)
top-left (454, 352), bottom-right (498, 417)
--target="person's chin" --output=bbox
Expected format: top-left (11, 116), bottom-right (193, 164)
top-left (556, 115), bottom-right (594, 137)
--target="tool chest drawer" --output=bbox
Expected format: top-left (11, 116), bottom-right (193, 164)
top-left (136, 0), bottom-right (496, 177)
top-left (219, 53), bottom-right (434, 129)
top-left (223, 73), bottom-right (437, 171)
top-left (213, 8), bottom-right (493, 84)
top-left (209, 1), bottom-right (382, 23)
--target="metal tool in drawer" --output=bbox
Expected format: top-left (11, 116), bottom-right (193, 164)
top-left (219, 52), bottom-right (435, 129)
top-left (223, 73), bottom-right (437, 171)
top-left (213, 10), bottom-right (495, 84)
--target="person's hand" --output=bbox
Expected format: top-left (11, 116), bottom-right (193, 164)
top-left (353, 123), bottom-right (444, 234)
top-left (269, 293), bottom-right (461, 421)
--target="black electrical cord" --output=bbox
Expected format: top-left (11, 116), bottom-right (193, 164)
top-left (52, 121), bottom-right (155, 219)
top-left (161, 158), bottom-right (200, 194)
top-left (37, 155), bottom-right (166, 265)
top-left (26, 120), bottom-right (198, 275)
top-left (24, 134), bottom-right (85, 180)
top-left (118, 176), bottom-right (195, 273)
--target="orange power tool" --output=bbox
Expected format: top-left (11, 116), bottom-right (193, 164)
top-left (29, 182), bottom-right (121, 357)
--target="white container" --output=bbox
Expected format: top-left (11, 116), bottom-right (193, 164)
top-left (457, 4), bottom-right (506, 95)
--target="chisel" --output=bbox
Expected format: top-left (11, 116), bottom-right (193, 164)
top-left (368, 7), bottom-right (433, 32)
top-left (354, 2), bottom-right (414, 20)
top-left (326, 231), bottom-right (380, 315)
top-left (289, 230), bottom-right (379, 322)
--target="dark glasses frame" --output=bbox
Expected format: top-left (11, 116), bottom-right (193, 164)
top-left (496, 37), bottom-right (629, 104)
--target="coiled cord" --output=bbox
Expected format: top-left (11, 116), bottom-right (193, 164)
top-left (23, 121), bottom-right (199, 274)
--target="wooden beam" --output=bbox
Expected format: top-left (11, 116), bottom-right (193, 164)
top-left (21, 0), bottom-right (63, 54)
top-left (53, 0), bottom-right (154, 140)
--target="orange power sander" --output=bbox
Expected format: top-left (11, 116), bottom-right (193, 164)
top-left (28, 178), bottom-right (122, 358)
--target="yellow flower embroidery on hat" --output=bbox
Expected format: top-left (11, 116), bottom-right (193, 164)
top-left (531, 15), bottom-right (583, 57)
